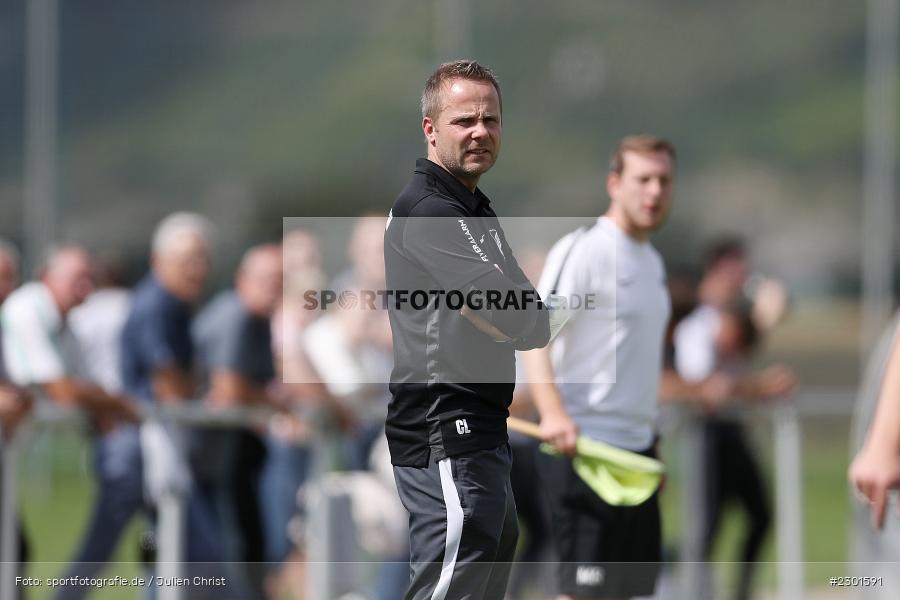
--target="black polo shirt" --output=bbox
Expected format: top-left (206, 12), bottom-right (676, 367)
top-left (384, 158), bottom-right (550, 466)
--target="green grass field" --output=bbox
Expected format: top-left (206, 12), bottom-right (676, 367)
top-left (13, 415), bottom-right (854, 599)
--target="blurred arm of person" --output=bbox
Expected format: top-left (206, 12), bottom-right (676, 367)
top-left (403, 216), bottom-right (550, 349)
top-left (731, 364), bottom-right (796, 402)
top-left (273, 304), bottom-right (356, 431)
top-left (152, 366), bottom-right (195, 405)
top-left (849, 336), bottom-right (900, 529)
top-left (522, 346), bottom-right (578, 456)
top-left (658, 368), bottom-right (736, 413)
top-left (43, 378), bottom-right (141, 424)
top-left (666, 305), bottom-right (740, 413)
top-left (0, 383), bottom-right (32, 436)
top-left (749, 276), bottom-right (790, 332)
top-left (207, 371), bottom-right (269, 407)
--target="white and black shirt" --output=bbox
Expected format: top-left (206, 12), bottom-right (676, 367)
top-left (384, 158), bottom-right (550, 466)
top-left (538, 216), bottom-right (670, 451)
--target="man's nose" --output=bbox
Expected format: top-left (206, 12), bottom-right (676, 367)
top-left (471, 120), bottom-right (488, 138)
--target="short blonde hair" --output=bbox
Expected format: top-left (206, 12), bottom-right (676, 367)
top-left (609, 135), bottom-right (676, 174)
top-left (421, 60), bottom-right (502, 119)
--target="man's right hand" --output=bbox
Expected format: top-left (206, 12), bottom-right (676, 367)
top-left (539, 409), bottom-right (578, 456)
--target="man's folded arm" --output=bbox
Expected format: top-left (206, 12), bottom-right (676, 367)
top-left (467, 269), bottom-right (550, 348)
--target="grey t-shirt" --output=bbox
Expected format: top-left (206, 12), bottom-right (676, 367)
top-left (192, 290), bottom-right (275, 389)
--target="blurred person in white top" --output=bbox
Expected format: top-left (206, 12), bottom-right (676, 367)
top-left (523, 136), bottom-right (676, 600)
top-left (0, 239), bottom-right (33, 580)
top-left (68, 256), bottom-right (131, 393)
top-left (0, 238), bottom-right (31, 434)
top-left (1, 246), bottom-right (139, 428)
top-left (305, 215), bottom-right (393, 467)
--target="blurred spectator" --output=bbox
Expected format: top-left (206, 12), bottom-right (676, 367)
top-left (306, 214), bottom-right (392, 468)
top-left (69, 255), bottom-right (131, 393)
top-left (301, 216), bottom-right (406, 600)
top-left (0, 246), bottom-right (140, 600)
top-left (191, 243), bottom-right (283, 597)
top-left (120, 212), bottom-right (223, 566)
top-left (262, 228), bottom-right (331, 598)
top-left (1, 246), bottom-right (138, 426)
top-left (0, 239), bottom-right (32, 434)
top-left (673, 238), bottom-right (795, 600)
top-left (0, 238), bottom-right (19, 305)
top-left (0, 238), bottom-right (32, 591)
top-left (850, 314), bottom-right (900, 530)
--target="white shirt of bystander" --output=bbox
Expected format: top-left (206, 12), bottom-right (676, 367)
top-left (1, 282), bottom-right (87, 385)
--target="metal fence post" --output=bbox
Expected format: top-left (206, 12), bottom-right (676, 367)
top-left (156, 420), bottom-right (185, 600)
top-left (678, 413), bottom-right (707, 600)
top-left (773, 401), bottom-right (804, 600)
top-left (0, 429), bottom-right (18, 600)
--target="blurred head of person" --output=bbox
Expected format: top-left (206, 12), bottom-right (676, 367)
top-left (422, 60), bottom-right (503, 191)
top-left (283, 228), bottom-right (322, 275)
top-left (701, 237), bottom-right (749, 307)
top-left (41, 245), bottom-right (95, 316)
top-left (236, 243), bottom-right (283, 318)
top-left (606, 135), bottom-right (676, 240)
top-left (665, 267), bottom-right (699, 350)
top-left (348, 214), bottom-right (387, 289)
top-left (151, 212), bottom-right (212, 303)
top-left (0, 238), bottom-right (20, 304)
top-left (92, 252), bottom-right (127, 290)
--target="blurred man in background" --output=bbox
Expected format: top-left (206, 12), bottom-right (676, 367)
top-left (674, 238), bottom-right (795, 600)
top-left (308, 214), bottom-right (393, 469)
top-left (262, 228), bottom-right (331, 598)
top-left (0, 239), bottom-right (33, 589)
top-left (120, 212), bottom-right (223, 566)
top-left (0, 239), bottom-right (31, 434)
top-left (68, 255), bottom-right (132, 394)
top-left (1, 245), bottom-right (140, 600)
top-left (1, 245), bottom-right (138, 427)
top-left (123, 213), bottom-right (212, 406)
top-left (191, 242), bottom-right (283, 597)
top-left (524, 135), bottom-right (675, 600)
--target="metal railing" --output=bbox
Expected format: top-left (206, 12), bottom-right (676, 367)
top-left (675, 388), bottom-right (858, 600)
top-left (0, 387), bottom-right (861, 600)
top-left (0, 400), bottom-right (319, 600)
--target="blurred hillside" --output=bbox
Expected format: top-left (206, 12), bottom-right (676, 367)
top-left (0, 0), bottom-right (895, 293)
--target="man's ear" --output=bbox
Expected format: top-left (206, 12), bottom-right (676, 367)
top-left (422, 116), bottom-right (436, 146)
top-left (606, 171), bottom-right (618, 198)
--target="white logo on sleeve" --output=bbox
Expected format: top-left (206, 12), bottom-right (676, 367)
top-left (455, 419), bottom-right (472, 435)
top-left (575, 565), bottom-right (604, 587)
